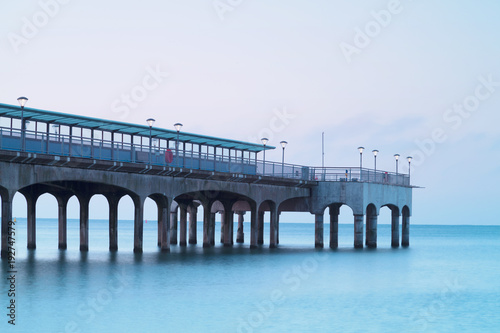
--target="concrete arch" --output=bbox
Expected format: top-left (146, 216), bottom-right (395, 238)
top-left (381, 204), bottom-right (401, 248)
top-left (146, 193), bottom-right (170, 252)
top-left (258, 200), bottom-right (278, 248)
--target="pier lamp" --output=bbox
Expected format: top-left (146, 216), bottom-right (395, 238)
top-left (17, 97), bottom-right (28, 151)
top-left (146, 118), bottom-right (155, 165)
top-left (280, 141), bottom-right (288, 177)
top-left (407, 156), bottom-right (412, 180)
top-left (261, 138), bottom-right (268, 175)
top-left (174, 123), bottom-right (183, 165)
top-left (358, 146), bottom-right (364, 170)
top-left (372, 149), bottom-right (379, 171)
top-left (394, 154), bottom-right (400, 175)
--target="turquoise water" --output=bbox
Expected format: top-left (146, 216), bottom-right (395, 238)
top-left (1, 220), bottom-right (499, 332)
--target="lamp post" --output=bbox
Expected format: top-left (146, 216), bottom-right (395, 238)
top-left (394, 154), bottom-right (400, 175)
top-left (358, 146), bottom-right (364, 180)
top-left (280, 140), bottom-right (287, 177)
top-left (174, 123), bottom-right (183, 167)
top-left (261, 138), bottom-right (268, 175)
top-left (372, 150), bottom-right (379, 182)
top-left (17, 97), bottom-right (28, 151)
top-left (146, 118), bottom-right (155, 165)
top-left (407, 156), bottom-right (412, 182)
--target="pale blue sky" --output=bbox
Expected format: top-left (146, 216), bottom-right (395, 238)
top-left (1, 0), bottom-right (499, 225)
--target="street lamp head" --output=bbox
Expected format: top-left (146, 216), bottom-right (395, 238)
top-left (372, 149), bottom-right (379, 156)
top-left (394, 154), bottom-right (400, 160)
top-left (261, 138), bottom-right (269, 146)
top-left (174, 123), bottom-right (183, 132)
top-left (358, 146), bottom-right (364, 154)
top-left (407, 156), bottom-right (412, 163)
top-left (280, 140), bottom-right (288, 148)
top-left (146, 118), bottom-right (155, 128)
top-left (17, 96), bottom-right (28, 108)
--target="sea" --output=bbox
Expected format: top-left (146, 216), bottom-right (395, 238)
top-left (1, 219), bottom-right (499, 333)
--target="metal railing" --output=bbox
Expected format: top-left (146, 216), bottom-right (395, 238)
top-left (0, 127), bottom-right (410, 185)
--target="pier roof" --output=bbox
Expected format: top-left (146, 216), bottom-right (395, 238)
top-left (0, 103), bottom-right (273, 152)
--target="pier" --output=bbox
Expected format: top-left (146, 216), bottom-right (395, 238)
top-left (0, 102), bottom-right (412, 258)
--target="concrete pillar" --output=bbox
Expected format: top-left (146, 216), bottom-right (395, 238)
top-left (170, 210), bottom-right (178, 245)
top-left (26, 195), bottom-right (37, 249)
top-left (1, 197), bottom-right (13, 259)
top-left (210, 212), bottom-right (216, 246)
top-left (366, 213), bottom-right (377, 248)
top-left (220, 211), bottom-right (226, 244)
top-left (157, 205), bottom-right (162, 247)
top-left (79, 195), bottom-right (90, 252)
top-left (269, 207), bottom-right (278, 248)
top-left (250, 207), bottom-right (257, 249)
top-left (160, 205), bottom-right (170, 252)
top-left (179, 204), bottom-right (187, 246)
top-left (223, 209), bottom-right (233, 247)
top-left (236, 211), bottom-right (245, 243)
top-left (257, 211), bottom-right (264, 245)
top-left (133, 198), bottom-right (144, 253)
top-left (354, 214), bottom-right (364, 249)
top-left (276, 212), bottom-right (280, 245)
top-left (108, 195), bottom-right (119, 251)
top-left (402, 214), bottom-right (410, 247)
top-left (56, 195), bottom-right (69, 250)
top-left (391, 212), bottom-right (400, 248)
top-left (203, 204), bottom-right (212, 248)
top-left (188, 205), bottom-right (197, 245)
top-left (315, 213), bottom-right (324, 248)
top-left (329, 205), bottom-right (340, 249)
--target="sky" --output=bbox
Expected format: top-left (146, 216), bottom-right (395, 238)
top-left (1, 0), bottom-right (499, 225)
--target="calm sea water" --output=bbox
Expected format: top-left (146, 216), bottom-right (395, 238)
top-left (1, 219), bottom-right (499, 333)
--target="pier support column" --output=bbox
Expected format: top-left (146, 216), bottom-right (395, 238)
top-left (188, 205), bottom-right (198, 245)
top-left (179, 204), bottom-right (188, 246)
top-left (223, 207), bottom-right (234, 247)
top-left (1, 195), bottom-right (13, 259)
top-left (203, 202), bottom-right (213, 248)
top-left (133, 197), bottom-right (144, 253)
top-left (160, 203), bottom-right (170, 252)
top-left (315, 213), bottom-right (324, 248)
top-left (250, 206), bottom-right (257, 249)
top-left (402, 210), bottom-right (410, 247)
top-left (329, 205), bottom-right (340, 249)
top-left (56, 194), bottom-right (70, 250)
top-left (107, 195), bottom-right (120, 251)
top-left (269, 206), bottom-right (278, 248)
top-left (236, 211), bottom-right (245, 243)
top-left (170, 209), bottom-right (178, 245)
top-left (354, 214), bottom-right (364, 249)
top-left (277, 212), bottom-right (280, 244)
top-left (366, 207), bottom-right (377, 248)
top-left (78, 195), bottom-right (90, 252)
top-left (26, 194), bottom-right (38, 249)
top-left (210, 212), bottom-right (216, 246)
top-left (391, 211), bottom-right (400, 248)
top-left (220, 211), bottom-right (225, 244)
top-left (257, 211), bottom-right (264, 245)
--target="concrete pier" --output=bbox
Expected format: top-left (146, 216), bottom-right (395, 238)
top-left (1, 196), bottom-right (13, 259)
top-left (402, 209), bottom-right (410, 247)
top-left (249, 208), bottom-right (257, 249)
top-left (57, 195), bottom-right (69, 250)
top-left (236, 211), bottom-right (245, 243)
top-left (391, 211), bottom-right (400, 248)
top-left (257, 211), bottom-right (264, 245)
top-left (329, 205), bottom-right (340, 249)
top-left (220, 211), bottom-right (225, 244)
top-left (133, 197), bottom-right (144, 253)
top-left (26, 194), bottom-right (37, 250)
top-left (315, 213), bottom-right (324, 248)
top-left (170, 210), bottom-right (178, 245)
top-left (269, 207), bottom-right (278, 248)
top-left (222, 204), bottom-right (234, 247)
top-left (188, 205), bottom-right (197, 245)
top-left (79, 195), bottom-right (90, 252)
top-left (179, 204), bottom-right (187, 246)
top-left (366, 205), bottom-right (377, 248)
top-left (354, 214), bottom-right (364, 249)
top-left (108, 195), bottom-right (120, 251)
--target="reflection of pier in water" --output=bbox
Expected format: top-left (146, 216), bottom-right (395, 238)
top-left (0, 102), bottom-right (413, 258)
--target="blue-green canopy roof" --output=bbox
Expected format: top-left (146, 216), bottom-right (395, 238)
top-left (0, 103), bottom-right (274, 152)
